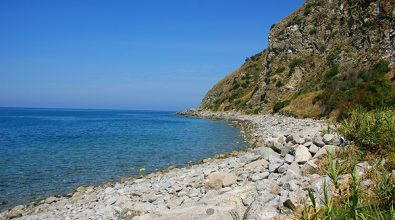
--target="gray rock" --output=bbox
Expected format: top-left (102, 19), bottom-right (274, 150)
top-left (304, 141), bottom-right (313, 147)
top-left (277, 136), bottom-right (286, 144)
top-left (313, 134), bottom-right (325, 147)
top-left (285, 162), bottom-right (301, 180)
top-left (286, 134), bottom-right (294, 143)
top-left (222, 173), bottom-right (238, 187)
top-left (166, 197), bottom-right (185, 209)
top-left (205, 172), bottom-right (237, 189)
top-left (44, 196), bottom-right (59, 204)
top-left (5, 205), bottom-right (25, 219)
top-left (272, 141), bottom-right (284, 153)
top-left (295, 145), bottom-right (312, 164)
top-left (313, 147), bottom-right (327, 159)
top-left (243, 191), bottom-right (280, 220)
top-left (294, 136), bottom-right (305, 145)
top-left (251, 172), bottom-right (269, 182)
top-left (277, 164), bottom-right (288, 173)
top-left (254, 147), bottom-right (280, 160)
top-left (244, 159), bottom-right (269, 170)
top-left (268, 155), bottom-right (284, 172)
top-left (301, 160), bottom-right (318, 176)
top-left (308, 144), bottom-right (319, 154)
top-left (239, 154), bottom-right (260, 163)
top-left (323, 134), bottom-right (341, 145)
top-left (284, 154), bottom-right (294, 163)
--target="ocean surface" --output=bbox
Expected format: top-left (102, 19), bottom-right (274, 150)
top-left (0, 108), bottom-right (247, 211)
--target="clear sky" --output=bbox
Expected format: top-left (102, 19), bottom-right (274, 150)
top-left (0, 0), bottom-right (304, 111)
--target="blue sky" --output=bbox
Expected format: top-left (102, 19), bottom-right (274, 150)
top-left (0, 0), bottom-right (304, 111)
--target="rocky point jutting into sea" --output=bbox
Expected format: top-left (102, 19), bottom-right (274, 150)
top-left (1, 109), bottom-right (359, 220)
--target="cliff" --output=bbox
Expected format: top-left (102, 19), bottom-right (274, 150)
top-left (200, 0), bottom-right (395, 117)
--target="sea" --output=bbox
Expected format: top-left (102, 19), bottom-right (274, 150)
top-left (0, 107), bottom-right (247, 211)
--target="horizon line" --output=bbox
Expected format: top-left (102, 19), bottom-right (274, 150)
top-left (0, 106), bottom-right (183, 112)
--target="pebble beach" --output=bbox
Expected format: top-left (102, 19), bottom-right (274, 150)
top-left (1, 110), bottom-right (349, 220)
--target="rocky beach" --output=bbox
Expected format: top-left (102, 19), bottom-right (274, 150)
top-left (0, 110), bottom-right (351, 220)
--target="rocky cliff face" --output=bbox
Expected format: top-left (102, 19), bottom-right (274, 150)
top-left (200, 0), bottom-right (395, 116)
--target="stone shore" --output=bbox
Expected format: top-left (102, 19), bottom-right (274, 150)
top-left (1, 110), bottom-right (345, 220)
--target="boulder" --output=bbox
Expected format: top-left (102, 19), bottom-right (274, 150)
top-left (254, 147), bottom-right (280, 160)
top-left (285, 162), bottom-right (301, 180)
top-left (251, 172), bottom-right (270, 182)
top-left (308, 144), bottom-right (319, 154)
top-left (268, 155), bottom-right (284, 172)
top-left (284, 154), bottom-right (294, 163)
top-left (244, 159), bottom-right (269, 170)
top-left (5, 205), bottom-right (25, 219)
top-left (323, 134), bottom-right (341, 145)
top-left (166, 197), bottom-right (185, 209)
top-left (301, 160), bottom-right (318, 176)
top-left (313, 147), bottom-right (327, 159)
top-left (313, 134), bottom-right (325, 147)
top-left (294, 136), bottom-right (305, 145)
top-left (295, 145), bottom-right (312, 164)
top-left (243, 191), bottom-right (280, 220)
top-left (205, 172), bottom-right (237, 189)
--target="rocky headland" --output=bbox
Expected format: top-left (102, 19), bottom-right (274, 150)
top-left (0, 110), bottom-right (354, 220)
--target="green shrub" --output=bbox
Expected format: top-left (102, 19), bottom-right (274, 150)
top-left (252, 107), bottom-right (260, 114)
top-left (276, 80), bottom-right (284, 88)
top-left (273, 100), bottom-right (291, 112)
top-left (318, 60), bottom-right (394, 117)
top-left (323, 65), bottom-right (339, 82)
top-left (289, 58), bottom-right (304, 74)
top-left (338, 107), bottom-right (395, 154)
top-left (309, 28), bottom-right (317, 35)
top-left (275, 67), bottom-right (286, 74)
top-left (304, 3), bottom-right (314, 15)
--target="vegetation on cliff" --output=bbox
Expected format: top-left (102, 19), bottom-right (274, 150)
top-left (200, 0), bottom-right (395, 119)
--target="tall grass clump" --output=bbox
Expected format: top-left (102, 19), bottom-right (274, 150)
top-left (338, 107), bottom-right (395, 167)
top-left (299, 153), bottom-right (395, 219)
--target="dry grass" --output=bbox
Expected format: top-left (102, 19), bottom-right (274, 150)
top-left (282, 91), bottom-right (323, 118)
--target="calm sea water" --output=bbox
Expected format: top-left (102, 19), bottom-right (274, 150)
top-left (0, 108), bottom-right (246, 211)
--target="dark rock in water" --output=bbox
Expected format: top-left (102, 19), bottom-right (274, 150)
top-left (283, 199), bottom-right (296, 211)
top-left (0, 201), bottom-right (6, 206)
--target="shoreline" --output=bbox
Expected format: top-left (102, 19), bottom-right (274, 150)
top-left (1, 110), bottom-right (338, 220)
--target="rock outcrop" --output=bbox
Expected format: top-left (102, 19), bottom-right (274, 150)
top-left (200, 0), bottom-right (395, 116)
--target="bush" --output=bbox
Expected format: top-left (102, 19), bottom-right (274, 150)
top-left (338, 107), bottom-right (395, 154)
top-left (319, 60), bottom-right (394, 117)
top-left (273, 100), bottom-right (291, 112)
top-left (289, 58), bottom-right (304, 74)
top-left (323, 65), bottom-right (339, 83)
top-left (276, 80), bottom-right (284, 88)
top-left (275, 67), bottom-right (286, 74)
